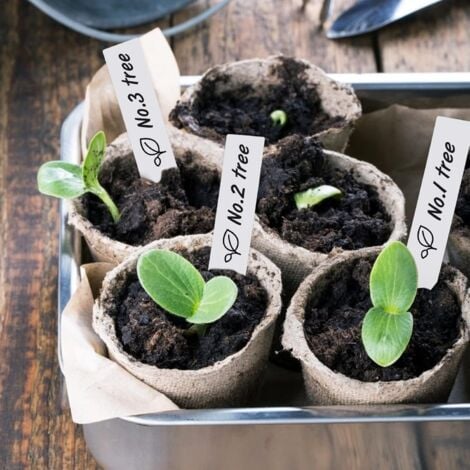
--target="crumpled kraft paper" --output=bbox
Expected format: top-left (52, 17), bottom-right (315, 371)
top-left (61, 263), bottom-right (178, 424)
top-left (347, 104), bottom-right (470, 222)
top-left (81, 27), bottom-right (180, 156)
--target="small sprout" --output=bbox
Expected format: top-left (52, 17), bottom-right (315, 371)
top-left (361, 241), bottom-right (418, 367)
top-left (37, 131), bottom-right (120, 222)
top-left (137, 250), bottom-right (238, 333)
top-left (270, 109), bottom-right (287, 127)
top-left (294, 185), bottom-right (342, 210)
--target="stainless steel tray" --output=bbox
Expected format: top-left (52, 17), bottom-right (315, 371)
top-left (59, 73), bottom-right (470, 469)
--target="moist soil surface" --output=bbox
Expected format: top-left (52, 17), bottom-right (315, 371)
top-left (111, 248), bottom-right (268, 370)
top-left (83, 153), bottom-right (219, 246)
top-left (170, 57), bottom-right (345, 145)
top-left (455, 160), bottom-right (470, 229)
top-left (304, 259), bottom-right (462, 381)
top-left (257, 137), bottom-right (392, 253)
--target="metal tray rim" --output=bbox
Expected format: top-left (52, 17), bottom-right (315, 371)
top-left (59, 73), bottom-right (470, 426)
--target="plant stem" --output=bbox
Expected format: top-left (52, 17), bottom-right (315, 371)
top-left (185, 323), bottom-right (208, 337)
top-left (92, 187), bottom-right (121, 223)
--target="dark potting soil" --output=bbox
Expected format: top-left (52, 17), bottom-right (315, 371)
top-left (304, 259), bottom-right (462, 381)
top-left (455, 164), bottom-right (470, 228)
top-left (111, 248), bottom-right (268, 370)
top-left (82, 153), bottom-right (219, 246)
top-left (170, 57), bottom-right (346, 145)
top-left (257, 137), bottom-right (392, 253)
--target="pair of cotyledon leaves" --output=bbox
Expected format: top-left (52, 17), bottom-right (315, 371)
top-left (362, 241), bottom-right (418, 367)
top-left (138, 250), bottom-right (238, 325)
top-left (37, 131), bottom-right (121, 222)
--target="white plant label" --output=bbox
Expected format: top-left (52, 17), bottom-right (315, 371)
top-left (408, 116), bottom-right (470, 289)
top-left (209, 135), bottom-right (265, 275)
top-left (103, 31), bottom-right (177, 182)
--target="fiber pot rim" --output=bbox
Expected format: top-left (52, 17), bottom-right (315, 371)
top-left (282, 247), bottom-right (470, 391)
top-left (93, 233), bottom-right (283, 379)
top-left (68, 132), bottom-right (223, 262)
top-left (254, 147), bottom-right (408, 265)
top-left (169, 55), bottom-right (362, 148)
top-left (448, 225), bottom-right (470, 283)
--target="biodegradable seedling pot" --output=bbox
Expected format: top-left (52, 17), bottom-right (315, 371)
top-left (92, 234), bottom-right (283, 408)
top-left (448, 228), bottom-right (470, 279)
top-left (169, 55), bottom-right (362, 155)
top-left (252, 138), bottom-right (407, 295)
top-left (68, 131), bottom-right (224, 263)
top-left (283, 248), bottom-right (470, 405)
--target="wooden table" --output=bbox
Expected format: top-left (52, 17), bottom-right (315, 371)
top-left (1, 0), bottom-right (470, 468)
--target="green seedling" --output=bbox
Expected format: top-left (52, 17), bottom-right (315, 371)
top-left (361, 241), bottom-right (418, 367)
top-left (270, 109), bottom-right (287, 127)
top-left (294, 185), bottom-right (342, 210)
top-left (37, 131), bottom-right (120, 222)
top-left (137, 249), bottom-right (238, 334)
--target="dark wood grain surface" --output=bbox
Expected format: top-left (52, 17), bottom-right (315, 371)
top-left (1, 0), bottom-right (469, 468)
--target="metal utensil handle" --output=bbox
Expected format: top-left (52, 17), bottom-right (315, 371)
top-left (28, 0), bottom-right (231, 42)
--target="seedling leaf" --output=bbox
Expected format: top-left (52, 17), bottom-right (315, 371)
top-left (370, 241), bottom-right (418, 314)
top-left (270, 109), bottom-right (287, 127)
top-left (294, 185), bottom-right (342, 210)
top-left (37, 131), bottom-right (121, 222)
top-left (82, 131), bottom-right (106, 188)
top-left (362, 306), bottom-right (413, 367)
top-left (137, 250), bottom-right (205, 319)
top-left (190, 276), bottom-right (238, 324)
top-left (82, 131), bottom-right (121, 222)
top-left (37, 162), bottom-right (86, 199)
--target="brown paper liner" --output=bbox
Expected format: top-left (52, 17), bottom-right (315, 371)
top-left (61, 263), bottom-right (179, 424)
top-left (282, 248), bottom-right (470, 405)
top-left (93, 234), bottom-right (283, 408)
top-left (169, 55), bottom-right (362, 157)
top-left (68, 131), bottom-right (223, 263)
top-left (252, 147), bottom-right (407, 296)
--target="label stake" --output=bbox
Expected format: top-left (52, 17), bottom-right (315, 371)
top-left (103, 29), bottom-right (177, 183)
top-left (209, 135), bottom-right (265, 275)
top-left (408, 116), bottom-right (470, 289)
